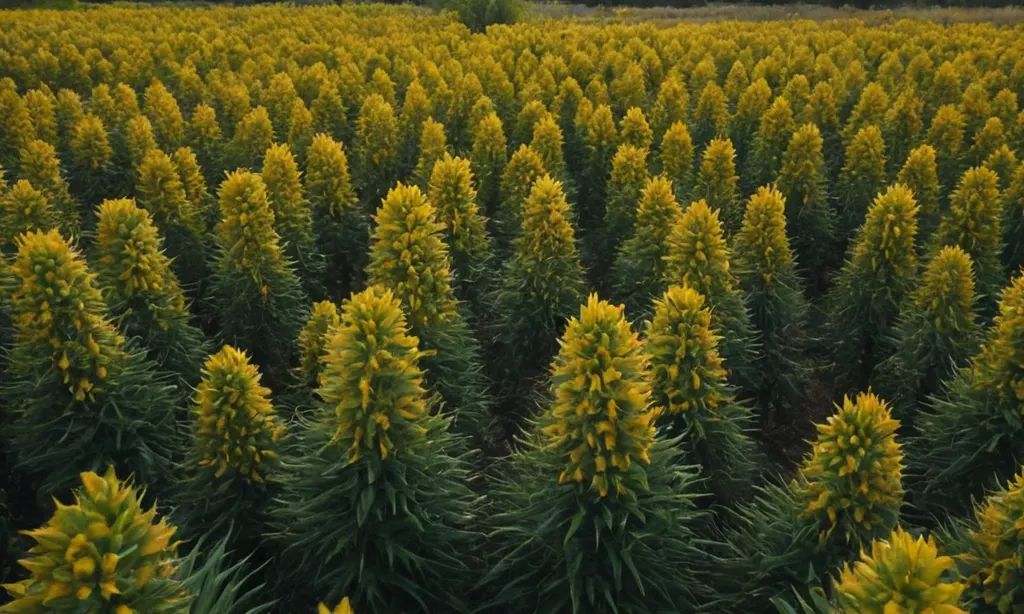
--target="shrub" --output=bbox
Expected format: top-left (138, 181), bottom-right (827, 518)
top-left (645, 285), bottom-right (758, 502)
top-left (270, 285), bottom-right (477, 612)
top-left (3, 229), bottom-right (179, 496)
top-left (827, 185), bottom-right (919, 392)
top-left (436, 0), bottom-right (523, 33)
top-left (482, 294), bottom-right (710, 614)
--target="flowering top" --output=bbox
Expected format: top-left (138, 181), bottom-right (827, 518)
top-left (541, 294), bottom-right (657, 498)
top-left (645, 285), bottom-right (726, 417)
top-left (530, 114), bottom-right (565, 179)
top-left (319, 598), bottom-right (354, 614)
top-left (619, 106), bottom-right (653, 151)
top-left (137, 148), bottom-right (202, 235)
top-left (261, 143), bottom-right (314, 245)
top-left (914, 246), bottom-right (976, 334)
top-left (305, 134), bottom-right (357, 218)
top-left (934, 167), bottom-right (1002, 268)
top-left (732, 186), bottom-right (793, 289)
top-left (663, 199), bottom-right (733, 301)
top-left (215, 171), bottom-right (286, 290)
top-left (0, 179), bottom-right (55, 250)
top-left (93, 199), bottom-right (188, 331)
top-left (1, 468), bottom-right (187, 612)
top-left (298, 300), bottom-right (342, 387)
top-left (193, 345), bottom-right (285, 483)
top-left (428, 155), bottom-right (491, 272)
top-left (973, 273), bottom-right (1024, 407)
top-left (835, 527), bottom-right (965, 614)
top-left (897, 145), bottom-right (940, 225)
top-left (799, 393), bottom-right (903, 545)
top-left (500, 144), bottom-right (547, 229)
top-left (356, 93), bottom-right (399, 167)
top-left (70, 114), bottom-right (112, 171)
top-left (367, 183), bottom-right (457, 330)
top-left (964, 470), bottom-right (1024, 612)
top-left (851, 185), bottom-right (919, 280)
top-left (319, 285), bottom-right (429, 464)
top-left (11, 230), bottom-right (124, 402)
top-left (19, 139), bottom-right (77, 235)
top-left (694, 137), bottom-right (740, 233)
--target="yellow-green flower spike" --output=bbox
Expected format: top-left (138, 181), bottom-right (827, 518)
top-left (842, 82), bottom-right (890, 146)
top-left (530, 114), bottom-right (565, 180)
top-left (367, 182), bottom-right (458, 331)
top-left (193, 345), bottom-right (285, 484)
top-left (619, 107), bottom-right (653, 152)
top-left (692, 82), bottom-right (729, 151)
top-left (355, 93), bottom-right (399, 202)
top-left (884, 88), bottom-right (924, 175)
top-left (1004, 164), bottom-right (1024, 274)
top-left (659, 121), bottom-right (694, 205)
top-left (10, 229), bottom-right (124, 402)
top-left (306, 133), bottom-right (357, 218)
top-left (319, 285), bottom-right (429, 464)
top-left (187, 103), bottom-right (223, 165)
top-left (137, 148), bottom-right (203, 236)
top-left (70, 113), bottom-right (112, 172)
top-left (835, 527), bottom-right (965, 614)
top-left (298, 300), bottom-right (341, 388)
top-left (694, 137), bottom-right (741, 236)
top-left (970, 117), bottom-right (1007, 166)
top-left (973, 273), bottom-right (1024, 406)
top-left (898, 145), bottom-right (941, 236)
top-left (781, 74), bottom-right (811, 119)
top-left (413, 118), bottom-right (448, 190)
top-left (0, 88), bottom-right (33, 164)
top-left (55, 89), bottom-right (85, 152)
top-left (287, 98), bottom-right (314, 162)
top-left (498, 144), bottom-right (547, 243)
top-left (983, 144), bottom-right (1017, 192)
top-left (664, 199), bottom-right (733, 302)
top-left (725, 61), bottom-right (751, 106)
top-left (603, 143), bottom-right (651, 260)
top-left (19, 139), bottom-right (79, 236)
top-left (746, 96), bottom-right (795, 193)
top-left (541, 294), bottom-right (657, 498)
top-left (582, 103), bottom-right (618, 208)
top-left (311, 82), bottom-right (348, 142)
top-left (261, 143), bottom-right (319, 269)
top-left (798, 393), bottom-right (904, 546)
top-left (646, 285), bottom-right (727, 418)
top-left (470, 111), bottom-right (507, 218)
top-left (934, 166), bottom-right (1004, 305)
top-left (838, 125), bottom-right (888, 239)
top-left (961, 469), bottom-right (1024, 612)
top-left (733, 186), bottom-right (795, 290)
top-left (143, 80), bottom-right (185, 150)
top-left (651, 75), bottom-right (688, 145)
top-left (215, 170), bottom-right (287, 286)
top-left (612, 176), bottom-right (682, 314)
top-left (776, 122), bottom-right (833, 280)
top-left (427, 154), bottom-right (492, 306)
top-left (1, 467), bottom-right (189, 612)
top-left (0, 180), bottom-right (56, 252)
top-left (23, 88), bottom-right (57, 146)
top-left (172, 147), bottom-right (210, 225)
top-left (732, 78), bottom-right (773, 157)
top-left (93, 198), bottom-right (189, 331)
top-left (915, 246), bottom-right (978, 335)
top-left (318, 597), bottom-right (354, 614)
top-left (230, 106), bottom-right (275, 171)
top-left (515, 100), bottom-right (549, 148)
top-left (926, 105), bottom-right (966, 194)
top-left (125, 115), bottom-right (158, 172)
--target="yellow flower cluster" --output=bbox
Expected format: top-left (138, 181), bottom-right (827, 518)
top-left (367, 183), bottom-right (458, 330)
top-left (964, 470), bottom-right (1024, 612)
top-left (215, 170), bottom-right (285, 292)
top-left (542, 295), bottom-right (658, 498)
top-left (318, 597), bottom-right (354, 614)
top-left (94, 199), bottom-right (188, 331)
top-left (835, 526), bottom-right (966, 614)
top-left (663, 199), bottom-right (732, 297)
top-left (913, 246), bottom-right (976, 334)
top-left (799, 392), bottom-right (903, 545)
top-left (319, 285), bottom-right (429, 464)
top-left (851, 185), bottom-right (919, 278)
top-left (193, 345), bottom-right (285, 484)
top-left (973, 273), bottom-right (1024, 406)
top-left (10, 230), bottom-right (124, 401)
top-left (645, 285), bottom-right (726, 418)
top-left (298, 300), bottom-right (342, 387)
top-left (0, 179), bottom-right (54, 249)
top-left (732, 186), bottom-right (793, 288)
top-left (2, 468), bottom-right (188, 612)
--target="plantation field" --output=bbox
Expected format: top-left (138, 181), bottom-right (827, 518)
top-left (1, 4), bottom-right (1024, 613)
